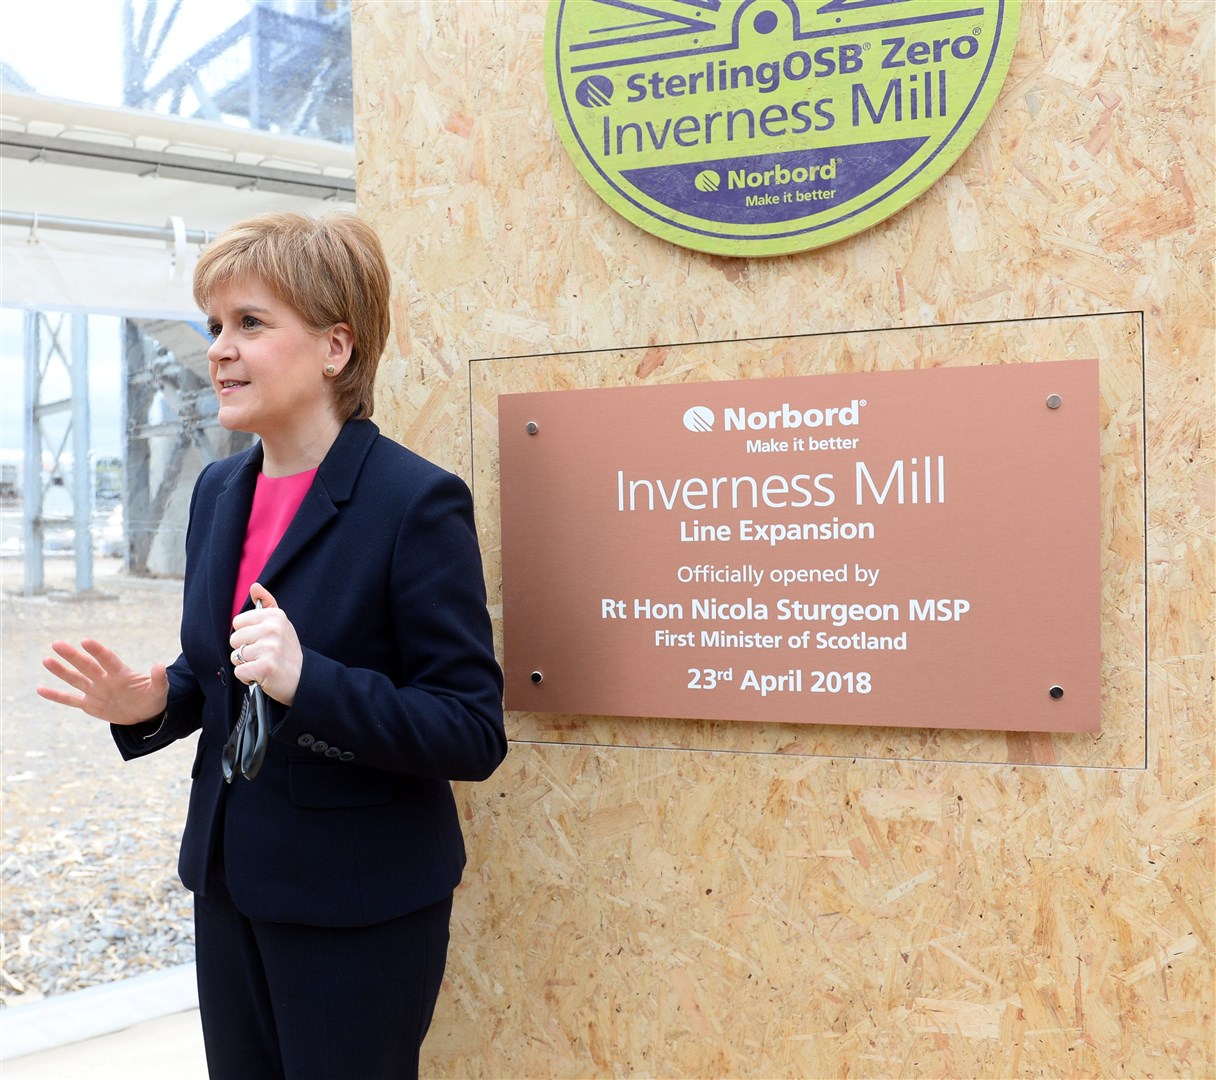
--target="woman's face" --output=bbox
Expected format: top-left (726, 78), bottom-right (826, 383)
top-left (205, 278), bottom-right (346, 444)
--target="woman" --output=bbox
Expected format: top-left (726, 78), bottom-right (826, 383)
top-left (38, 211), bottom-right (507, 1079)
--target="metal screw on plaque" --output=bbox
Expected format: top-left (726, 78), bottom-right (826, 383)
top-left (530, 671), bottom-right (543, 684)
top-left (1049, 685), bottom-right (1064, 699)
top-left (1046, 394), bottom-right (1062, 410)
top-left (525, 421), bottom-right (539, 435)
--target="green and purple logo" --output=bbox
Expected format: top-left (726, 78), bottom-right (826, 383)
top-left (545, 0), bottom-right (1020, 256)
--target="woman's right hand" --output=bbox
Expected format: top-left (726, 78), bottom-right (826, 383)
top-left (38, 640), bottom-right (169, 727)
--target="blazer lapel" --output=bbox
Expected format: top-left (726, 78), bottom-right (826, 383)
top-left (254, 482), bottom-right (338, 592)
top-left (207, 443), bottom-right (262, 657)
top-left (252, 418), bottom-right (380, 598)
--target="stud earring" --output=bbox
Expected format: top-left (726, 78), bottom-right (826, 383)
top-left (325, 364), bottom-right (337, 376)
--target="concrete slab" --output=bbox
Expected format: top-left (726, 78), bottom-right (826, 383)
top-left (2, 1009), bottom-right (206, 1079)
top-left (0, 963), bottom-right (203, 1077)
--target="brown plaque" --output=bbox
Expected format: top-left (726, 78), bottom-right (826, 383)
top-left (499, 359), bottom-right (1099, 732)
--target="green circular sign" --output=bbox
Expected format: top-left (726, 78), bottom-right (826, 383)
top-left (545, 0), bottom-right (1020, 257)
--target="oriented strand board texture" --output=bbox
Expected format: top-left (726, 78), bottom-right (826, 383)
top-left (352, 2), bottom-right (1214, 1077)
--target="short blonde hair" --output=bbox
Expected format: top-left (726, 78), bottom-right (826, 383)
top-left (193, 211), bottom-right (391, 421)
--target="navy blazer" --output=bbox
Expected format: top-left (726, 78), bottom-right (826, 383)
top-left (114, 419), bottom-right (506, 927)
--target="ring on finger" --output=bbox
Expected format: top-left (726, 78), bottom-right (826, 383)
top-left (234, 647), bottom-right (246, 665)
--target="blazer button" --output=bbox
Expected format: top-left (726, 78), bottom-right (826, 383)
top-left (338, 752), bottom-right (355, 763)
top-left (310, 740), bottom-right (329, 754)
top-left (324, 746), bottom-right (341, 758)
top-left (296, 734), bottom-right (315, 748)
top-left (218, 670), bottom-right (228, 686)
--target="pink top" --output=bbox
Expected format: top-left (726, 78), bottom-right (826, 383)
top-left (232, 468), bottom-right (318, 619)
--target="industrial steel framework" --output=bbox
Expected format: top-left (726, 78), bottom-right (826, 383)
top-left (123, 0), bottom-right (353, 145)
top-left (122, 319), bottom-right (252, 577)
top-left (22, 313), bottom-right (92, 594)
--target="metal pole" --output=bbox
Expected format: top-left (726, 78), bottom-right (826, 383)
top-left (122, 320), bottom-right (155, 575)
top-left (71, 315), bottom-right (93, 591)
top-left (0, 210), bottom-right (213, 245)
top-left (22, 312), bottom-right (43, 595)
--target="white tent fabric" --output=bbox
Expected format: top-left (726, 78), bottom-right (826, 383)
top-left (3, 220), bottom-right (200, 320)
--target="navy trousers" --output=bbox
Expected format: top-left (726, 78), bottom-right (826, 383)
top-left (193, 877), bottom-right (451, 1080)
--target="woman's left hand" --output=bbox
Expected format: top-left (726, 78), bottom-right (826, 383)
top-left (230, 583), bottom-right (302, 706)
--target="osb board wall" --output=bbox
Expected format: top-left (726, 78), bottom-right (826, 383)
top-left (469, 313), bottom-right (1145, 770)
top-left (351, 1), bottom-right (1213, 1077)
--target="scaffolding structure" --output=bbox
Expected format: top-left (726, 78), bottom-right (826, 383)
top-left (22, 312), bottom-right (92, 594)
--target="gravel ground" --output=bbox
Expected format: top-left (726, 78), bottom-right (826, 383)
top-left (2, 556), bottom-right (198, 1007)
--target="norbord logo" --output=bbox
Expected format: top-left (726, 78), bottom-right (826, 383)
top-left (545, 2), bottom-right (1021, 257)
top-left (683, 399), bottom-right (865, 433)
